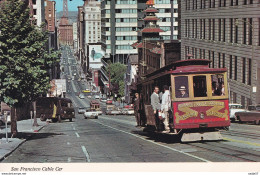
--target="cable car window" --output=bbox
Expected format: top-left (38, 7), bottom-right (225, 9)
top-left (175, 76), bottom-right (189, 98)
top-left (211, 74), bottom-right (225, 96)
top-left (193, 76), bottom-right (207, 97)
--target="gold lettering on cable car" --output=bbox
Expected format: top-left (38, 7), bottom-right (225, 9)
top-left (175, 101), bottom-right (228, 123)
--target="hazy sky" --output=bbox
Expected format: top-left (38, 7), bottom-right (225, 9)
top-left (54, 0), bottom-right (84, 12)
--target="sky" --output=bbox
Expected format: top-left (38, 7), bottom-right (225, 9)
top-left (54, 0), bottom-right (84, 12)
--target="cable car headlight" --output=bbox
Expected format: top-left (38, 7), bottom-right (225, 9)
top-left (200, 112), bottom-right (205, 119)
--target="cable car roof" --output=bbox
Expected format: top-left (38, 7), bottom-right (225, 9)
top-left (145, 59), bottom-right (227, 78)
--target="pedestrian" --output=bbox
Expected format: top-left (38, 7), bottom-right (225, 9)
top-left (151, 86), bottom-right (162, 131)
top-left (161, 85), bottom-right (171, 133)
top-left (134, 93), bottom-right (141, 127)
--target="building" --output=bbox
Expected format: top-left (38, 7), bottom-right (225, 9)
top-left (32, 0), bottom-right (45, 27)
top-left (73, 22), bottom-right (78, 50)
top-left (100, 0), bottom-right (179, 64)
top-left (124, 55), bottom-right (138, 104)
top-left (84, 0), bottom-right (101, 44)
top-left (45, 0), bottom-right (58, 50)
top-left (181, 1), bottom-right (260, 106)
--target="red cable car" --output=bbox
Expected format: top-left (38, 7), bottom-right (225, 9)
top-left (137, 59), bottom-right (230, 142)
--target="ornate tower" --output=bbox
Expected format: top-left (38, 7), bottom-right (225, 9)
top-left (63, 0), bottom-right (68, 18)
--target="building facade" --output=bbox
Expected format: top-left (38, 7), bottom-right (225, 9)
top-left (101, 0), bottom-right (179, 63)
top-left (181, 0), bottom-right (260, 106)
top-left (84, 0), bottom-right (101, 44)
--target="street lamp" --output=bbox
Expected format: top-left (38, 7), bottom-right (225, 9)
top-left (235, 18), bottom-right (255, 104)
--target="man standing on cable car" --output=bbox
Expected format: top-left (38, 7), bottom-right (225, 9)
top-left (161, 85), bottom-right (171, 133)
top-left (151, 86), bottom-right (162, 131)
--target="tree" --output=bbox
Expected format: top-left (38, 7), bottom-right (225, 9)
top-left (0, 0), bottom-right (59, 136)
top-left (106, 62), bottom-right (126, 97)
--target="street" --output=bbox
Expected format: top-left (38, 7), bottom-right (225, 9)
top-left (2, 47), bottom-right (260, 163)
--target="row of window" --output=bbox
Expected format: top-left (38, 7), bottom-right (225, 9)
top-left (116, 36), bottom-right (138, 40)
top-left (230, 91), bottom-right (252, 107)
top-left (115, 0), bottom-right (137, 4)
top-left (115, 18), bottom-right (137, 23)
top-left (115, 27), bottom-right (137, 31)
top-left (115, 45), bottom-right (133, 50)
top-left (185, 18), bottom-right (257, 46)
top-left (115, 9), bottom-right (137, 13)
top-left (186, 0), bottom-right (254, 10)
top-left (185, 46), bottom-right (252, 85)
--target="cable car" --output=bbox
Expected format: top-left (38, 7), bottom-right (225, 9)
top-left (137, 59), bottom-right (230, 142)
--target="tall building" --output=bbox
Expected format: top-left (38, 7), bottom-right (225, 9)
top-left (181, 1), bottom-right (260, 106)
top-left (45, 0), bottom-right (58, 50)
top-left (101, 0), bottom-right (179, 63)
top-left (84, 0), bottom-right (101, 44)
top-left (32, 0), bottom-right (45, 27)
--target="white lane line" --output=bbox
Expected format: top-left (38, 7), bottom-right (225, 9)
top-left (93, 121), bottom-right (211, 162)
top-left (68, 157), bottom-right (71, 162)
top-left (75, 132), bottom-right (80, 138)
top-left (81, 146), bottom-right (90, 162)
top-left (73, 127), bottom-right (76, 130)
top-left (67, 142), bottom-right (71, 145)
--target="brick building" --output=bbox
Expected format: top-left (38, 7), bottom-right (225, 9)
top-left (181, 0), bottom-right (260, 107)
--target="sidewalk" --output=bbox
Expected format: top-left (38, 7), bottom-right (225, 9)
top-left (0, 119), bottom-right (47, 161)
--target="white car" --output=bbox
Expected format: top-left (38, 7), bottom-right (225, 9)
top-left (78, 93), bottom-right (85, 99)
top-left (78, 107), bottom-right (86, 114)
top-left (94, 95), bottom-right (100, 99)
top-left (229, 104), bottom-right (247, 121)
top-left (126, 109), bottom-right (135, 115)
top-left (84, 110), bottom-right (98, 119)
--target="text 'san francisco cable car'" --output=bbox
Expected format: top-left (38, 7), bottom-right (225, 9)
top-left (138, 59), bottom-right (230, 142)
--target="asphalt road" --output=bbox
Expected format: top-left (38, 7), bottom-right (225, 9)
top-left (2, 46), bottom-right (260, 163)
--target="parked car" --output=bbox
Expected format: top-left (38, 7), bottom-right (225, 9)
top-left (84, 109), bottom-right (98, 119)
top-left (78, 93), bottom-right (85, 99)
top-left (100, 98), bottom-right (107, 103)
top-left (229, 103), bottom-right (247, 122)
top-left (235, 105), bottom-right (260, 124)
top-left (121, 108), bottom-right (128, 115)
top-left (106, 108), bottom-right (121, 115)
top-left (82, 89), bottom-right (91, 93)
top-left (78, 107), bottom-right (86, 114)
top-left (126, 109), bottom-right (135, 115)
top-left (94, 95), bottom-right (100, 99)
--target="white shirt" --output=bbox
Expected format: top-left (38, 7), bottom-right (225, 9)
top-left (161, 90), bottom-right (171, 111)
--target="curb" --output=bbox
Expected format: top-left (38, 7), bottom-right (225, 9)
top-left (0, 123), bottom-right (47, 162)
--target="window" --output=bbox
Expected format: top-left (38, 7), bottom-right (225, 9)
top-left (230, 19), bottom-right (233, 42)
top-left (230, 0), bottom-right (233, 6)
top-left (242, 57), bottom-right (246, 83)
top-left (218, 53), bottom-right (221, 68)
top-left (249, 18), bottom-right (252, 45)
top-left (32, 0), bottom-right (36, 4)
top-left (200, 19), bottom-right (202, 39)
top-left (195, 19), bottom-right (198, 38)
top-left (174, 76), bottom-right (189, 98)
top-left (235, 18), bottom-right (238, 43)
top-left (229, 55), bottom-right (233, 79)
top-left (243, 18), bottom-right (247, 44)
top-left (212, 51), bottom-right (215, 68)
top-left (203, 19), bottom-right (206, 39)
top-left (248, 58), bottom-right (251, 85)
top-left (223, 53), bottom-right (225, 68)
top-left (211, 74), bottom-right (225, 96)
top-left (193, 76), bottom-right (207, 97)
top-left (219, 19), bottom-right (221, 41)
top-left (223, 19), bottom-right (226, 42)
top-left (234, 56), bottom-right (237, 80)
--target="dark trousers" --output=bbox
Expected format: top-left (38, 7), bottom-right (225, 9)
top-left (135, 112), bottom-right (141, 126)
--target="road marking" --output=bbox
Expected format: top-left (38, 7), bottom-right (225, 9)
top-left (73, 127), bottom-right (76, 130)
top-left (81, 146), bottom-right (90, 162)
top-left (224, 137), bottom-right (260, 147)
top-left (68, 157), bottom-right (71, 162)
top-left (75, 132), bottom-right (80, 138)
top-left (93, 121), bottom-right (210, 162)
top-left (67, 142), bottom-right (71, 145)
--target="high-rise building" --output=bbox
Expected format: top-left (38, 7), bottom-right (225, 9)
top-left (32, 0), bottom-right (45, 27)
top-left (101, 0), bottom-right (179, 63)
top-left (84, 0), bottom-right (101, 44)
top-left (181, 1), bottom-right (260, 106)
